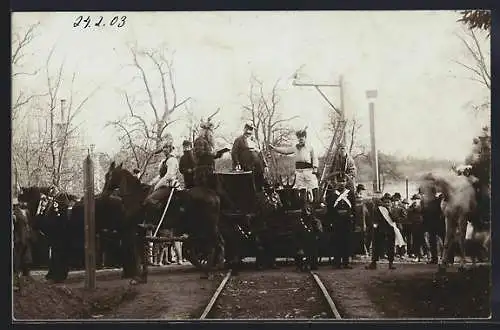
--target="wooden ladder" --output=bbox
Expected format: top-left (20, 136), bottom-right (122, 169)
top-left (318, 119), bottom-right (347, 198)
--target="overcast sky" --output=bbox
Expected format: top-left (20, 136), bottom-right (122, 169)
top-left (12, 11), bottom-right (490, 162)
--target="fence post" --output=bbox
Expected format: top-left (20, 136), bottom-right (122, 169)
top-left (83, 154), bottom-right (96, 290)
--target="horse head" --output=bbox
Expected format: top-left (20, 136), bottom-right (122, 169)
top-left (420, 171), bottom-right (476, 215)
top-left (103, 161), bottom-right (142, 198)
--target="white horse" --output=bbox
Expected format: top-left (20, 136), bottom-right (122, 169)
top-left (420, 171), bottom-right (477, 272)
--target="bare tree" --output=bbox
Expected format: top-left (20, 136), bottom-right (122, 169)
top-left (241, 74), bottom-right (299, 182)
top-left (326, 110), bottom-right (367, 161)
top-left (454, 28), bottom-right (490, 92)
top-left (12, 42), bottom-right (100, 193)
top-left (107, 44), bottom-right (191, 179)
top-left (42, 45), bottom-right (100, 188)
top-left (242, 74), bottom-right (298, 149)
top-left (11, 22), bottom-right (47, 123)
top-left (458, 10), bottom-right (491, 33)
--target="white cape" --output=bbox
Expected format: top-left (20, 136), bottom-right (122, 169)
top-left (378, 206), bottom-right (406, 248)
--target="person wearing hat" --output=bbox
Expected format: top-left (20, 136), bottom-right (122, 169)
top-left (153, 142), bottom-right (179, 191)
top-left (326, 142), bottom-right (357, 211)
top-left (421, 186), bottom-right (445, 264)
top-left (269, 128), bottom-right (319, 206)
top-left (231, 122), bottom-right (269, 192)
top-left (391, 192), bottom-right (408, 258)
top-left (366, 193), bottom-right (397, 270)
top-left (407, 193), bottom-right (425, 261)
top-left (325, 173), bottom-right (355, 269)
top-left (352, 183), bottom-right (368, 257)
top-left (193, 120), bottom-right (227, 188)
top-left (179, 140), bottom-right (196, 189)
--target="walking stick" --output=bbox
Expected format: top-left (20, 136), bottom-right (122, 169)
top-left (153, 187), bottom-right (176, 238)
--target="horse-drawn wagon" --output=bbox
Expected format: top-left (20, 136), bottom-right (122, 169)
top-left (213, 170), bottom-right (333, 268)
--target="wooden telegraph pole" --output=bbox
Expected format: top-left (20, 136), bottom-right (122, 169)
top-left (366, 90), bottom-right (380, 193)
top-left (83, 152), bottom-right (96, 290)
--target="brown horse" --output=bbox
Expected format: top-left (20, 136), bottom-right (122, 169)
top-left (102, 161), bottom-right (223, 279)
top-left (420, 171), bottom-right (477, 272)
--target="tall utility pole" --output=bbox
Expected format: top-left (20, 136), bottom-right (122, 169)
top-left (366, 90), bottom-right (380, 192)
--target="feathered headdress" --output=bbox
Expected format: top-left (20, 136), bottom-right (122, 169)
top-left (295, 126), bottom-right (307, 138)
top-left (200, 108), bottom-right (220, 130)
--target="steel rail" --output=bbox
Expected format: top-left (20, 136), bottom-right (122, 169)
top-left (199, 269), bottom-right (232, 319)
top-left (310, 271), bottom-right (342, 319)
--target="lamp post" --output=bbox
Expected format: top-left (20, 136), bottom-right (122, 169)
top-left (366, 90), bottom-right (380, 193)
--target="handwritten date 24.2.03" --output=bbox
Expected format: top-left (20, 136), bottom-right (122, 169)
top-left (73, 16), bottom-right (127, 28)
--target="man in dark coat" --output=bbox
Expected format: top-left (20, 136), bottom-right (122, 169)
top-left (421, 186), bottom-right (445, 264)
top-left (193, 121), bottom-right (226, 189)
top-left (366, 193), bottom-right (397, 270)
top-left (179, 140), bottom-right (196, 189)
top-left (391, 192), bottom-right (408, 257)
top-left (327, 173), bottom-right (355, 269)
top-left (231, 123), bottom-right (268, 192)
top-left (408, 194), bottom-right (425, 261)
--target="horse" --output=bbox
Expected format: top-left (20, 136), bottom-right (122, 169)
top-left (102, 161), bottom-right (223, 280)
top-left (13, 201), bottom-right (33, 292)
top-left (18, 186), bottom-right (79, 282)
top-left (420, 171), bottom-right (478, 272)
top-left (18, 186), bottom-right (127, 282)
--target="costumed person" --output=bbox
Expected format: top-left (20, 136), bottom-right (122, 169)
top-left (144, 141), bottom-right (181, 264)
top-left (408, 194), bottom-right (425, 262)
top-left (13, 196), bottom-right (32, 290)
top-left (353, 183), bottom-right (368, 257)
top-left (326, 142), bottom-right (357, 211)
top-left (268, 128), bottom-right (319, 206)
top-left (179, 140), bottom-right (196, 189)
top-left (231, 122), bottom-right (269, 192)
top-left (193, 119), bottom-right (228, 189)
top-left (193, 118), bottom-right (228, 268)
top-left (326, 173), bottom-right (355, 269)
top-left (391, 192), bottom-right (408, 258)
top-left (421, 186), bottom-right (445, 264)
top-left (365, 193), bottom-right (406, 270)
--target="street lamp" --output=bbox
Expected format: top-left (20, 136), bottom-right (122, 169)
top-left (366, 90), bottom-right (380, 193)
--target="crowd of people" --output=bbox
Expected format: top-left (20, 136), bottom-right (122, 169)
top-left (133, 117), bottom-right (450, 270)
top-left (354, 188), bottom-right (446, 270)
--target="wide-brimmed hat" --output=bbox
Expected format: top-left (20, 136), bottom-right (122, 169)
top-left (402, 198), bottom-right (409, 204)
top-left (200, 119), bottom-right (215, 130)
top-left (356, 184), bottom-right (366, 191)
top-left (182, 140), bottom-right (192, 147)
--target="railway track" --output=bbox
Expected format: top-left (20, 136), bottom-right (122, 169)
top-left (199, 269), bottom-right (342, 320)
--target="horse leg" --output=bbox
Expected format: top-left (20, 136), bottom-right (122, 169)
top-left (439, 215), bottom-right (455, 273)
top-left (457, 216), bottom-right (468, 271)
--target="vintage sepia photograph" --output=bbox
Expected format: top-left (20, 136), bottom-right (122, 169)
top-left (12, 10), bottom-right (491, 321)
